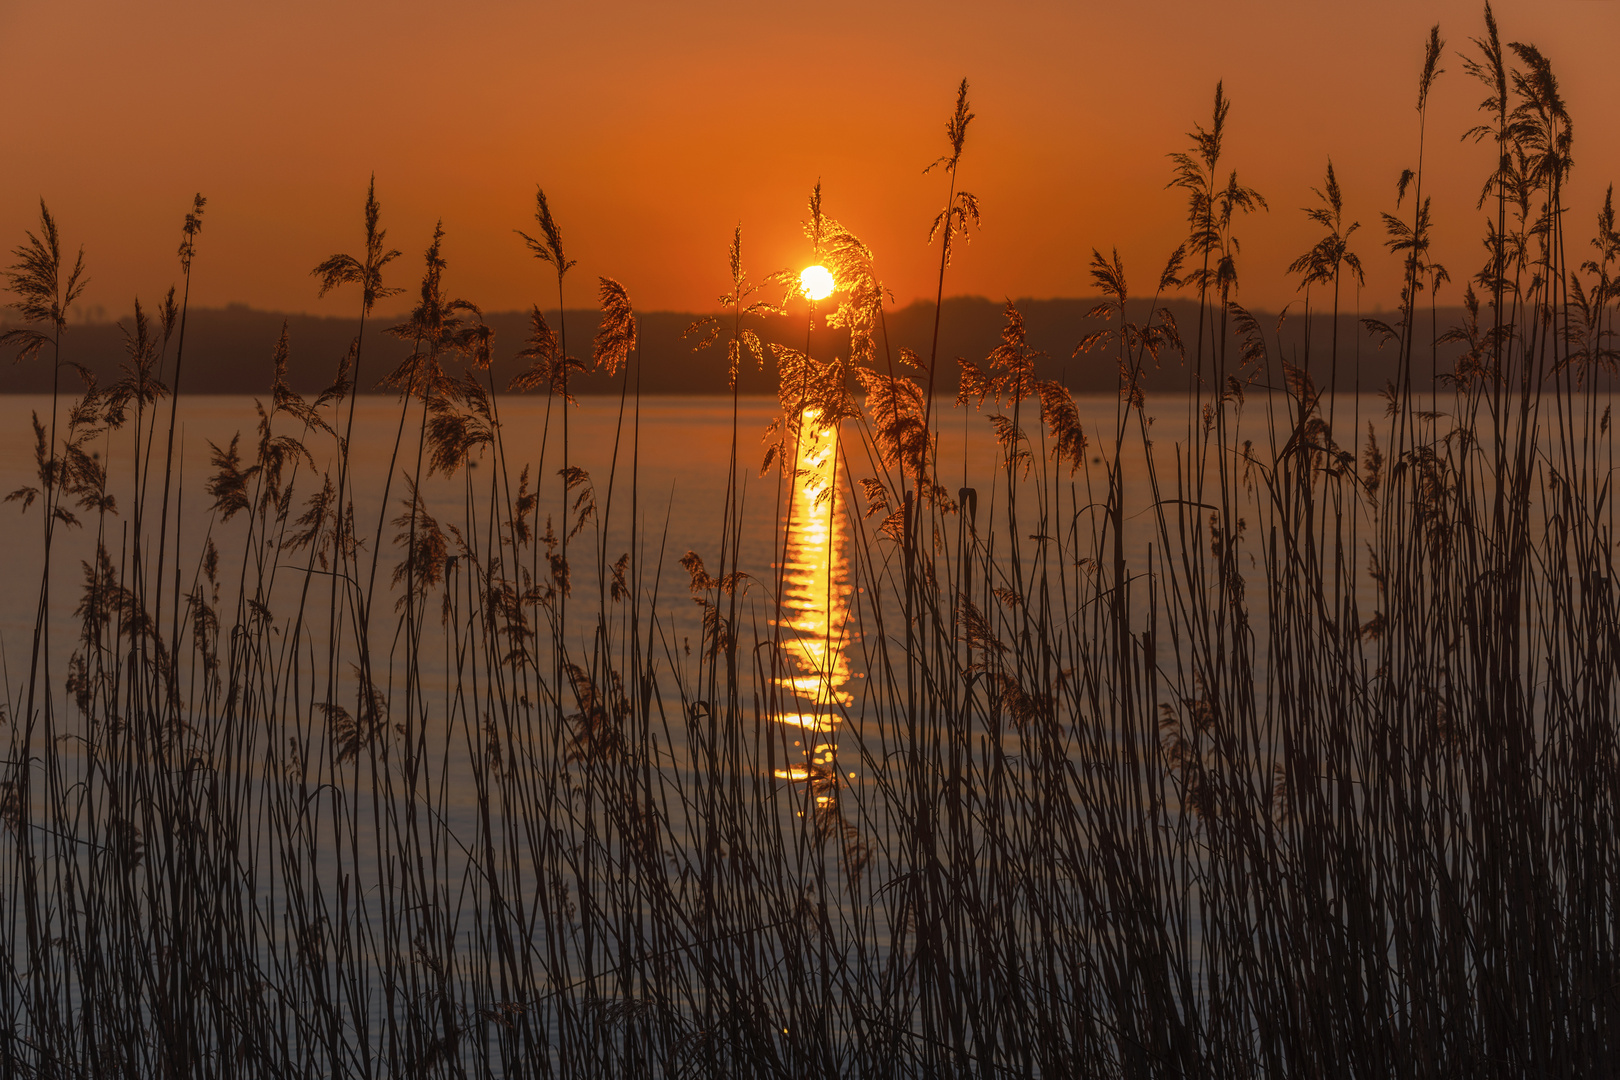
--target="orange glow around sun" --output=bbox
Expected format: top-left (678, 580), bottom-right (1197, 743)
top-left (2, 3), bottom-right (1617, 317)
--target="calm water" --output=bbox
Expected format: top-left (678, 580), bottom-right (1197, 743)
top-left (6, 389), bottom-right (1560, 758)
top-left (0, 389), bottom-right (1422, 784)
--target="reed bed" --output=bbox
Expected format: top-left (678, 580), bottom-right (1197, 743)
top-left (2, 8), bottom-right (1618, 1076)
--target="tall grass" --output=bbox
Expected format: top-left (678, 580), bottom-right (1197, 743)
top-left (2, 6), bottom-right (1619, 1075)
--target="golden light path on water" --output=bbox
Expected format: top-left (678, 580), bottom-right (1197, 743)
top-left (772, 408), bottom-right (856, 810)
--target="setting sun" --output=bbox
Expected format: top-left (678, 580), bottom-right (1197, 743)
top-left (799, 264), bottom-right (835, 302)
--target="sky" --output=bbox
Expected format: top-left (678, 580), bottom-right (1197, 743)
top-left (2, 0), bottom-right (1618, 323)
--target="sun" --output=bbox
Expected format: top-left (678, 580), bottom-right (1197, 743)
top-left (799, 265), bottom-right (835, 302)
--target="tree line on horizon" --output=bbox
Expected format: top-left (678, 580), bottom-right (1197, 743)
top-left (0, 295), bottom-right (1478, 396)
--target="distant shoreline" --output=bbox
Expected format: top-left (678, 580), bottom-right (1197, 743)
top-left (0, 296), bottom-right (1469, 397)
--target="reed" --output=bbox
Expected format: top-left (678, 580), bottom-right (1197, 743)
top-left (1, 6), bottom-right (1618, 1075)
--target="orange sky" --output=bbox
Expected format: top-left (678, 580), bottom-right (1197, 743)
top-left (2, 0), bottom-right (1618, 323)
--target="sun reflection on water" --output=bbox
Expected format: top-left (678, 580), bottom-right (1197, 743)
top-left (772, 409), bottom-right (856, 785)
